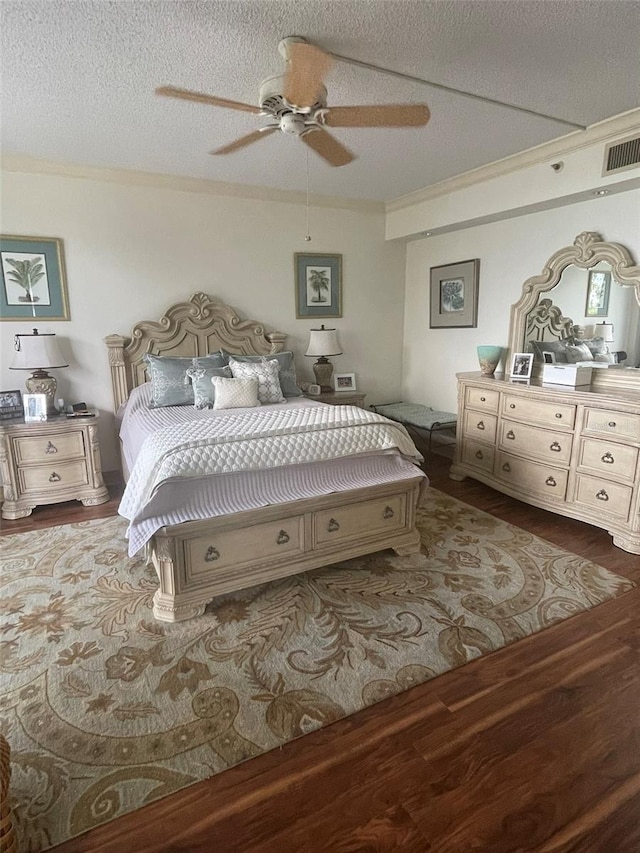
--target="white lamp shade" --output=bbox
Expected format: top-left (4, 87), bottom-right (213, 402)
top-left (305, 327), bottom-right (342, 358)
top-left (10, 331), bottom-right (69, 370)
top-left (594, 322), bottom-right (615, 343)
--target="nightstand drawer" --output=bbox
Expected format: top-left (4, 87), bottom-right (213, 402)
top-left (13, 431), bottom-right (85, 464)
top-left (18, 460), bottom-right (89, 494)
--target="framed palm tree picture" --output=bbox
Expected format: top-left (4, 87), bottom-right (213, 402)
top-left (0, 235), bottom-right (70, 321)
top-left (295, 253), bottom-right (342, 318)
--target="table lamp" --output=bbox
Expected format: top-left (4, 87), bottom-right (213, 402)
top-left (10, 329), bottom-right (69, 416)
top-left (305, 325), bottom-right (342, 392)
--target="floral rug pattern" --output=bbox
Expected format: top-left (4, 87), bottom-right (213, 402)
top-left (0, 489), bottom-right (633, 851)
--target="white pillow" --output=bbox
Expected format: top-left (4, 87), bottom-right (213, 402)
top-left (228, 357), bottom-right (285, 404)
top-left (211, 376), bottom-right (260, 409)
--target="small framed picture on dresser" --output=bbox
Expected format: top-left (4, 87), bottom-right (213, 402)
top-left (334, 372), bottom-right (356, 391)
top-left (510, 352), bottom-right (534, 380)
top-left (24, 393), bottom-right (48, 422)
top-left (0, 389), bottom-right (23, 420)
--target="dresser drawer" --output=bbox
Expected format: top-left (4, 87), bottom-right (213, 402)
top-left (187, 515), bottom-right (305, 578)
top-left (583, 408), bottom-right (640, 443)
top-left (464, 386), bottom-right (500, 413)
top-left (502, 395), bottom-right (576, 429)
top-left (577, 438), bottom-right (639, 484)
top-left (461, 438), bottom-right (495, 474)
top-left (574, 474), bottom-right (633, 521)
top-left (463, 410), bottom-right (497, 444)
top-left (314, 493), bottom-right (406, 547)
top-left (499, 421), bottom-right (572, 466)
top-left (496, 451), bottom-right (568, 500)
top-left (18, 460), bottom-right (89, 494)
top-left (12, 431), bottom-right (85, 464)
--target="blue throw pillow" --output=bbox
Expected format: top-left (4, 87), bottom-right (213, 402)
top-left (144, 353), bottom-right (227, 407)
top-left (186, 362), bottom-right (232, 409)
top-left (218, 350), bottom-right (303, 397)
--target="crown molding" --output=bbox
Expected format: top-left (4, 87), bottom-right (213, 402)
top-left (386, 108), bottom-right (640, 213)
top-left (1, 155), bottom-right (383, 214)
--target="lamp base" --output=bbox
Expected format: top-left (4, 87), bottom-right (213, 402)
top-left (313, 358), bottom-right (334, 393)
top-left (26, 370), bottom-right (57, 416)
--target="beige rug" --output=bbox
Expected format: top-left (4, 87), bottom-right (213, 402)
top-left (0, 488), bottom-right (633, 851)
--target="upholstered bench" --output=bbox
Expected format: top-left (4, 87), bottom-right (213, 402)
top-left (370, 402), bottom-right (457, 453)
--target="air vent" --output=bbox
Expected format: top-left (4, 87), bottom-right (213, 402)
top-left (603, 134), bottom-right (640, 176)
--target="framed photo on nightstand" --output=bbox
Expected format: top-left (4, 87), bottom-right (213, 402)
top-left (24, 393), bottom-right (48, 422)
top-left (334, 372), bottom-right (356, 391)
top-left (0, 389), bottom-right (23, 420)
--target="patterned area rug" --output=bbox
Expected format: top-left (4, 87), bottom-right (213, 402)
top-left (0, 489), bottom-right (633, 852)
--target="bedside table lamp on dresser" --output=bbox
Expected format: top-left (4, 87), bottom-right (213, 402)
top-left (0, 412), bottom-right (109, 519)
top-left (10, 328), bottom-right (68, 416)
top-left (305, 325), bottom-right (342, 393)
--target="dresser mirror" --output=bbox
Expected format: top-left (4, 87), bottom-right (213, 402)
top-left (509, 232), bottom-right (640, 392)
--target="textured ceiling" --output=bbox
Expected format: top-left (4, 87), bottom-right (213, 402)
top-left (2, 0), bottom-right (639, 202)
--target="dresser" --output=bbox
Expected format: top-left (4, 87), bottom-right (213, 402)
top-left (450, 372), bottom-right (640, 554)
top-left (0, 414), bottom-right (109, 519)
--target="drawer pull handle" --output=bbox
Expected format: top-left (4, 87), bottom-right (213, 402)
top-left (328, 518), bottom-right (340, 532)
top-left (596, 489), bottom-right (609, 502)
top-left (502, 462), bottom-right (511, 473)
top-left (45, 441), bottom-right (58, 454)
top-left (506, 430), bottom-right (515, 440)
top-left (545, 476), bottom-right (557, 487)
top-left (555, 413), bottom-right (563, 419)
top-left (550, 441), bottom-right (561, 452)
top-left (480, 396), bottom-right (486, 402)
top-left (601, 452), bottom-right (615, 464)
top-left (48, 472), bottom-right (61, 483)
top-left (276, 530), bottom-right (290, 545)
top-left (205, 546), bottom-right (220, 562)
top-left (509, 404), bottom-right (516, 409)
top-left (608, 421), bottom-right (617, 428)
top-left (476, 420), bottom-right (485, 430)
top-left (475, 450), bottom-right (483, 460)
top-left (383, 506), bottom-right (394, 519)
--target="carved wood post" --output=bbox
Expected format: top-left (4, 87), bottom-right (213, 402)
top-left (104, 334), bottom-right (130, 410)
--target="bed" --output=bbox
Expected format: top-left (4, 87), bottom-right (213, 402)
top-left (105, 293), bottom-right (426, 622)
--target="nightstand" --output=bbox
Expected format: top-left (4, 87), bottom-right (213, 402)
top-left (0, 413), bottom-right (109, 519)
top-left (306, 391), bottom-right (367, 408)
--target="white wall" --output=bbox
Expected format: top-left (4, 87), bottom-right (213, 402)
top-left (401, 190), bottom-right (640, 413)
top-left (0, 170), bottom-right (406, 471)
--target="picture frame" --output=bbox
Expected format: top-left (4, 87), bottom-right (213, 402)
top-left (295, 253), bottom-right (342, 319)
top-left (585, 270), bottom-right (611, 318)
top-left (334, 372), bottom-right (356, 392)
top-left (23, 393), bottom-right (48, 422)
top-left (1, 235), bottom-right (70, 321)
top-left (0, 389), bottom-right (24, 420)
top-left (542, 351), bottom-right (556, 364)
top-left (429, 258), bottom-right (479, 329)
top-left (510, 352), bottom-right (534, 379)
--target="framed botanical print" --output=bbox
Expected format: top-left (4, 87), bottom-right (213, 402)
top-left (295, 253), bottom-right (342, 319)
top-left (0, 235), bottom-right (70, 321)
top-left (429, 258), bottom-right (479, 329)
top-left (585, 269), bottom-right (611, 318)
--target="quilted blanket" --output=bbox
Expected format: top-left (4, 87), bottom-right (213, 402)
top-left (119, 404), bottom-right (421, 528)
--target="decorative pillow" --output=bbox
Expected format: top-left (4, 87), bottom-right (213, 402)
top-left (211, 376), bottom-right (260, 410)
top-left (228, 357), bottom-right (285, 404)
top-left (144, 353), bottom-right (227, 407)
top-left (576, 337), bottom-right (608, 357)
top-left (528, 340), bottom-right (570, 363)
top-left (564, 343), bottom-right (594, 364)
top-left (594, 351), bottom-right (616, 364)
top-left (220, 350), bottom-right (302, 397)
top-left (185, 363), bottom-right (232, 409)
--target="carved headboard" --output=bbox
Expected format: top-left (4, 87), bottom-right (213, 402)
top-left (104, 292), bottom-right (286, 411)
top-left (525, 297), bottom-right (575, 344)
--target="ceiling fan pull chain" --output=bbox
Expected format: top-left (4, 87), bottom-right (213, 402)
top-left (305, 148), bottom-right (312, 242)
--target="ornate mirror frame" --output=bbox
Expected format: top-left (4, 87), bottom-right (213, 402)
top-left (509, 232), bottom-right (640, 392)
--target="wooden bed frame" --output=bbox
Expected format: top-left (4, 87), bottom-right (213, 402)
top-left (105, 293), bottom-right (423, 622)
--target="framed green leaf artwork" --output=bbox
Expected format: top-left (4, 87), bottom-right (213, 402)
top-left (0, 235), bottom-right (70, 321)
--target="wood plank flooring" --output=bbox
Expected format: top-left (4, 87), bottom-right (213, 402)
top-left (3, 443), bottom-right (639, 853)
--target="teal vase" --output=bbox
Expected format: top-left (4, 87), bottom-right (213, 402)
top-left (477, 346), bottom-right (503, 376)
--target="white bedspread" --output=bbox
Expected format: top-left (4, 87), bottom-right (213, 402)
top-left (121, 403), bottom-right (420, 523)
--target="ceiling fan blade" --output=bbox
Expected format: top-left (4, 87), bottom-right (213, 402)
top-left (156, 86), bottom-right (261, 114)
top-left (284, 42), bottom-right (333, 109)
top-left (302, 128), bottom-right (355, 167)
top-left (210, 127), bottom-right (278, 156)
top-left (325, 104), bottom-right (431, 128)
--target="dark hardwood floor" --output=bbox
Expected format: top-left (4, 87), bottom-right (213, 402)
top-left (5, 441), bottom-right (640, 853)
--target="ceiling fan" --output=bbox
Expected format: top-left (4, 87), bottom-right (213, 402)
top-left (156, 36), bottom-right (430, 167)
